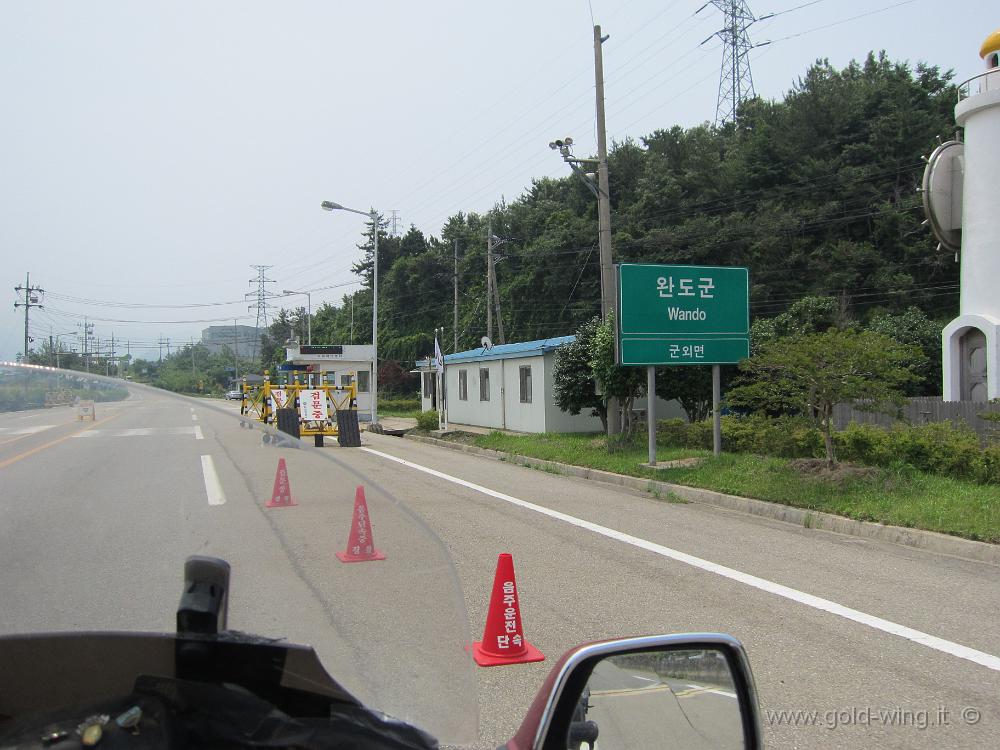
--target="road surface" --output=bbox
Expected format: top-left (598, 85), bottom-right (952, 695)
top-left (2, 389), bottom-right (998, 748)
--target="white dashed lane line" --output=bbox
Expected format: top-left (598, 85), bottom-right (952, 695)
top-left (200, 455), bottom-right (227, 506)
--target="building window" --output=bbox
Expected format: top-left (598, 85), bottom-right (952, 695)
top-left (459, 370), bottom-right (468, 400)
top-left (341, 372), bottom-right (354, 388)
top-left (519, 365), bottom-right (532, 403)
top-left (991, 52), bottom-right (999, 69)
top-left (423, 373), bottom-right (433, 398)
top-left (479, 368), bottom-right (490, 401)
top-left (356, 370), bottom-right (369, 393)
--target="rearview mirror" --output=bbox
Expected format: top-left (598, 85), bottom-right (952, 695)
top-left (507, 634), bottom-right (761, 750)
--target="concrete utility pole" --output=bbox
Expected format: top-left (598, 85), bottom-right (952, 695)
top-left (454, 239), bottom-right (459, 352)
top-left (14, 273), bottom-right (44, 362)
top-left (490, 242), bottom-right (505, 345)
top-left (79, 318), bottom-right (94, 373)
top-left (486, 223), bottom-right (494, 343)
top-left (594, 24), bottom-right (621, 435)
top-left (547, 26), bottom-right (621, 436)
top-left (233, 320), bottom-right (239, 383)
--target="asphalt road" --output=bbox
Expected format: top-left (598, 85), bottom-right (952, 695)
top-left (2, 390), bottom-right (999, 749)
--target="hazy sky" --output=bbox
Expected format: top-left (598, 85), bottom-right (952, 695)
top-left (2, 0), bottom-right (994, 361)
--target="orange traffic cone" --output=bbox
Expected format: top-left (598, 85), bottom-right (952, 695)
top-left (472, 553), bottom-right (544, 666)
top-left (266, 458), bottom-right (297, 508)
top-left (336, 486), bottom-right (386, 562)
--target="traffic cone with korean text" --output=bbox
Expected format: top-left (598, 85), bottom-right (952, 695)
top-left (266, 457), bottom-right (297, 508)
top-left (472, 553), bottom-right (544, 666)
top-left (336, 485), bottom-right (386, 562)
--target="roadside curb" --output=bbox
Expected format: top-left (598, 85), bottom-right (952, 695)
top-left (403, 433), bottom-right (1000, 566)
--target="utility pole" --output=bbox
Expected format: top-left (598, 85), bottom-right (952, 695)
top-left (79, 318), bottom-right (94, 373)
top-left (233, 320), bottom-right (239, 383)
top-left (486, 222), bottom-right (493, 343)
top-left (594, 24), bottom-right (620, 436)
top-left (453, 238), bottom-right (459, 352)
top-left (14, 273), bottom-right (44, 363)
top-left (490, 241), bottom-right (505, 344)
top-left (191, 337), bottom-right (196, 377)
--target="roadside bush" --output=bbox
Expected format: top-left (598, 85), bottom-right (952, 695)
top-left (658, 415), bottom-right (823, 457)
top-left (659, 414), bottom-right (1000, 484)
top-left (380, 397), bottom-right (421, 412)
top-left (415, 410), bottom-right (440, 431)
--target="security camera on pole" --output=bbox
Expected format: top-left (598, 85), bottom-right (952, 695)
top-left (548, 24), bottom-right (620, 436)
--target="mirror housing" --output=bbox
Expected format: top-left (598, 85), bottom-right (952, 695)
top-left (506, 633), bottom-right (762, 750)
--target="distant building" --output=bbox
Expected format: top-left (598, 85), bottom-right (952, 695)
top-left (201, 325), bottom-right (261, 356)
top-left (416, 336), bottom-right (683, 433)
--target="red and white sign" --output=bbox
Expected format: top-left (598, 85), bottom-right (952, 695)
top-left (269, 388), bottom-right (288, 412)
top-left (298, 389), bottom-right (327, 422)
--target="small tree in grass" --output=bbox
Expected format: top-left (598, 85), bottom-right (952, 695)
top-left (725, 330), bottom-right (921, 468)
top-left (589, 313), bottom-right (645, 437)
top-left (553, 316), bottom-right (607, 432)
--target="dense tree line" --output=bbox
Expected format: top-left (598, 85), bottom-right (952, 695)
top-left (264, 53), bottom-right (957, 398)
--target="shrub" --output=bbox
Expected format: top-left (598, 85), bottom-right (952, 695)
top-left (380, 397), bottom-right (421, 412)
top-left (415, 410), bottom-right (440, 431)
top-left (659, 414), bottom-right (1000, 485)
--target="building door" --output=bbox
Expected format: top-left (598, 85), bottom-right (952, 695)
top-left (960, 328), bottom-right (988, 401)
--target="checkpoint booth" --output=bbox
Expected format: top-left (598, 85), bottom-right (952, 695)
top-left (283, 344), bottom-right (375, 422)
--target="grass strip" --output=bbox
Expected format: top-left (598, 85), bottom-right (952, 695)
top-left (467, 431), bottom-right (1000, 544)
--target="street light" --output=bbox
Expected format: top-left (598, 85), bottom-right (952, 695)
top-left (281, 289), bottom-right (312, 345)
top-left (321, 200), bottom-right (380, 425)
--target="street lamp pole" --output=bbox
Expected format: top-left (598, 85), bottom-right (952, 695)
top-left (282, 289), bottom-right (312, 345)
top-left (321, 201), bottom-right (379, 425)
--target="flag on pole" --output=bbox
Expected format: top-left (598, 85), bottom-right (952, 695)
top-left (434, 336), bottom-right (444, 374)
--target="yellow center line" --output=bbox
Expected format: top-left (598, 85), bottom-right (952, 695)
top-left (0, 410), bottom-right (122, 470)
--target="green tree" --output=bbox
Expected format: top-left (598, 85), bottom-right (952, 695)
top-left (655, 366), bottom-right (714, 423)
top-left (553, 316), bottom-right (607, 431)
top-left (726, 330), bottom-right (920, 467)
top-left (864, 306), bottom-right (940, 396)
top-left (589, 313), bottom-right (644, 436)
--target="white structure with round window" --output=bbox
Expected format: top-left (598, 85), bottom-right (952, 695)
top-left (936, 27), bottom-right (1000, 401)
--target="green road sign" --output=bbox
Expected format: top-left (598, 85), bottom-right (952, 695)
top-left (617, 264), bottom-right (749, 366)
top-left (619, 337), bottom-right (749, 366)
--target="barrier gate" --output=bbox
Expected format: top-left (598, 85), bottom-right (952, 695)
top-left (240, 371), bottom-right (359, 446)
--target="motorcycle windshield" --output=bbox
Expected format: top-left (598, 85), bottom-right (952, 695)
top-left (0, 364), bottom-right (478, 744)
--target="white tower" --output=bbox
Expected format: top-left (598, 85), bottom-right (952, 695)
top-left (927, 28), bottom-right (1000, 401)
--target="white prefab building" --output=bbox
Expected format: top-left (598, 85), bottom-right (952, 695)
top-left (283, 344), bottom-right (375, 420)
top-left (417, 336), bottom-right (683, 433)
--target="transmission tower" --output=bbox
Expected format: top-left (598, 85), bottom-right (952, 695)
top-left (388, 210), bottom-right (403, 237)
top-left (246, 265), bottom-right (277, 362)
top-left (700, 1), bottom-right (770, 125)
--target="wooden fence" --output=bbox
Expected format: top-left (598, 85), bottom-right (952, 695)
top-left (833, 398), bottom-right (1000, 440)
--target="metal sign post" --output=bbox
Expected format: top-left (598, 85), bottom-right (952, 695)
top-left (617, 264), bottom-right (749, 464)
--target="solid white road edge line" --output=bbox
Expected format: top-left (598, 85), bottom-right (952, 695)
top-left (200, 455), bottom-right (226, 506)
top-left (360, 446), bottom-right (1000, 673)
